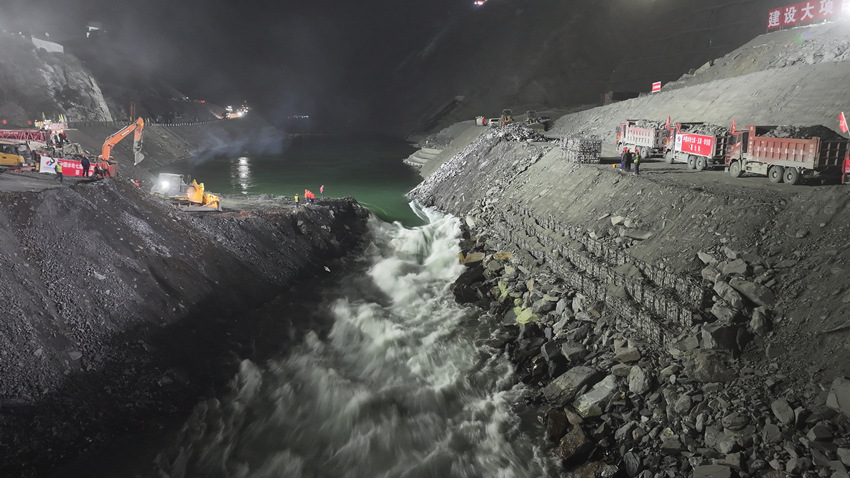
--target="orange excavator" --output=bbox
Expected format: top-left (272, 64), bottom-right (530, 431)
top-left (98, 118), bottom-right (145, 177)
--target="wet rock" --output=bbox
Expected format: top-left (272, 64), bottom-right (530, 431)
top-left (556, 426), bottom-right (593, 465)
top-left (729, 277), bottom-right (776, 308)
top-left (771, 398), bottom-right (795, 426)
top-left (574, 374), bottom-right (618, 418)
top-left (623, 451), bottom-right (642, 476)
top-left (827, 377), bottom-right (850, 419)
top-left (545, 407), bottom-right (569, 442)
top-left (543, 366), bottom-right (600, 406)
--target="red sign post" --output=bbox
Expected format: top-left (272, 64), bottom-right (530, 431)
top-left (651, 82), bottom-right (661, 93)
top-left (767, 1), bottom-right (843, 30)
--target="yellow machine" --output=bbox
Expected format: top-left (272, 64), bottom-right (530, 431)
top-left (499, 109), bottom-right (514, 125)
top-left (0, 141), bottom-right (28, 167)
top-left (151, 173), bottom-right (220, 211)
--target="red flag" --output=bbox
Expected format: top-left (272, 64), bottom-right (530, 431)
top-left (664, 115), bottom-right (670, 129)
top-left (840, 112), bottom-right (848, 134)
top-left (651, 82), bottom-right (661, 93)
top-left (731, 118), bottom-right (737, 134)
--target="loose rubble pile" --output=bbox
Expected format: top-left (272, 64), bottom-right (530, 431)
top-left (492, 122), bottom-right (548, 142)
top-left (453, 227), bottom-right (850, 478)
top-left (633, 120), bottom-right (667, 130)
top-left (758, 125), bottom-right (845, 141)
top-left (561, 135), bottom-right (603, 164)
top-left (680, 123), bottom-right (731, 137)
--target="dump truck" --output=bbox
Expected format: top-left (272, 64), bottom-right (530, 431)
top-left (616, 119), bottom-right (669, 158)
top-left (151, 173), bottom-right (221, 211)
top-left (725, 125), bottom-right (850, 185)
top-left (664, 122), bottom-right (732, 171)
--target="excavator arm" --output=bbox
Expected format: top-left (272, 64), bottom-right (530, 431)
top-left (100, 118), bottom-right (145, 176)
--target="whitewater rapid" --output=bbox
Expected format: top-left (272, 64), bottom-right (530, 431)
top-left (155, 205), bottom-right (557, 478)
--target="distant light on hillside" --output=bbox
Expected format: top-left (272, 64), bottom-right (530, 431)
top-left (474, 0), bottom-right (486, 5)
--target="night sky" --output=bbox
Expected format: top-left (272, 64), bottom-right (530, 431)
top-left (0, 0), bottom-right (472, 129)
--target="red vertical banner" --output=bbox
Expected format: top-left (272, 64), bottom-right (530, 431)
top-left (840, 112), bottom-right (848, 133)
top-left (651, 82), bottom-right (661, 93)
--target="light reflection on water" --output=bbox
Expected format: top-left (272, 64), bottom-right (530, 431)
top-left (230, 156), bottom-right (253, 194)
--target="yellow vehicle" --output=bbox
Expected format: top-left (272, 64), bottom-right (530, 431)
top-left (151, 173), bottom-right (221, 211)
top-left (0, 141), bottom-right (28, 167)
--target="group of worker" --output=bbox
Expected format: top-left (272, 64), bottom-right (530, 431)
top-left (293, 185), bottom-right (325, 208)
top-left (619, 147), bottom-right (641, 175)
top-left (53, 154), bottom-right (112, 183)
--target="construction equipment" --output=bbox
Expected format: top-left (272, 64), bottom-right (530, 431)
top-left (100, 118), bottom-right (145, 177)
top-left (726, 124), bottom-right (850, 185)
top-left (151, 173), bottom-right (221, 211)
top-left (616, 119), bottom-right (670, 159)
top-left (0, 141), bottom-right (30, 168)
top-left (500, 109), bottom-right (514, 125)
top-left (664, 122), bottom-right (732, 171)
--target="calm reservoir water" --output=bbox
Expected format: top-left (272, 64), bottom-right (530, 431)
top-left (159, 136), bottom-right (426, 226)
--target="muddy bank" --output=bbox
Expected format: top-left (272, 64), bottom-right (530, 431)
top-left (0, 173), bottom-right (371, 476)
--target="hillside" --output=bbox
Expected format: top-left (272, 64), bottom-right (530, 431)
top-left (408, 19), bottom-right (850, 477)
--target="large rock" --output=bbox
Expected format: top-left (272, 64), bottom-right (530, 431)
top-left (628, 365), bottom-right (651, 395)
top-left (827, 377), bottom-right (850, 419)
top-left (556, 426), bottom-right (593, 465)
top-left (574, 374), bottom-right (618, 418)
top-left (713, 281), bottom-right (744, 310)
top-left (771, 398), bottom-right (795, 426)
top-left (543, 366), bottom-right (600, 406)
top-left (729, 277), bottom-right (776, 307)
top-left (685, 350), bottom-right (735, 383)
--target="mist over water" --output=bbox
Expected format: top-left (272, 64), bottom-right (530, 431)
top-left (154, 205), bottom-right (556, 478)
top-left (160, 136), bottom-right (425, 226)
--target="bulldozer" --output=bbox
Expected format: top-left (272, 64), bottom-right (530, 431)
top-left (151, 173), bottom-right (221, 211)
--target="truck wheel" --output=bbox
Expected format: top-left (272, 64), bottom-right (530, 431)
top-left (783, 167), bottom-right (801, 185)
top-left (687, 156), bottom-right (696, 169)
top-left (665, 151), bottom-right (675, 164)
top-left (695, 157), bottom-right (707, 171)
top-left (729, 161), bottom-right (742, 178)
top-left (768, 166), bottom-right (784, 183)
top-left (639, 147), bottom-right (648, 159)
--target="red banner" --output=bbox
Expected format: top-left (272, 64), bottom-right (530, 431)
top-left (39, 157), bottom-right (94, 177)
top-left (767, 1), bottom-right (842, 30)
top-left (651, 82), bottom-right (661, 93)
top-left (675, 133), bottom-right (715, 157)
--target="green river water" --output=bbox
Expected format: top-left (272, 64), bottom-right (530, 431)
top-left (159, 136), bottom-right (426, 226)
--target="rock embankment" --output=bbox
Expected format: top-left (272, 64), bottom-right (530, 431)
top-left (410, 123), bottom-right (850, 476)
top-left (0, 176), bottom-right (371, 477)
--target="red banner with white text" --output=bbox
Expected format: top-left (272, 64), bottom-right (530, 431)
top-left (767, 1), bottom-right (843, 30)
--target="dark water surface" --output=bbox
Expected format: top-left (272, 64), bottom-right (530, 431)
top-left (158, 136), bottom-right (425, 226)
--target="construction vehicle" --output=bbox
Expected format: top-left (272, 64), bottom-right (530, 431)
top-left (616, 119), bottom-right (669, 158)
top-left (525, 110), bottom-right (552, 132)
top-left (725, 124), bottom-right (850, 185)
top-left (0, 141), bottom-right (29, 168)
top-left (664, 122), bottom-right (732, 171)
top-left (99, 118), bottom-right (145, 177)
top-left (151, 173), bottom-right (221, 211)
top-left (500, 109), bottom-right (514, 125)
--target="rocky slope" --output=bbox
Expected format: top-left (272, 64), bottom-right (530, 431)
top-left (407, 20), bottom-right (850, 477)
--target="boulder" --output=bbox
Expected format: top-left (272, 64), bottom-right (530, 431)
top-left (827, 377), bottom-right (850, 419)
top-left (556, 426), bottom-right (593, 465)
top-left (628, 365), bottom-right (651, 395)
top-left (543, 366), bottom-right (600, 406)
top-left (574, 374), bottom-right (618, 418)
top-left (713, 281), bottom-right (745, 310)
top-left (686, 350), bottom-right (735, 383)
top-left (771, 398), bottom-right (795, 426)
top-left (729, 277), bottom-right (776, 308)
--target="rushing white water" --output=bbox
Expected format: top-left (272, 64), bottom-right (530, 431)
top-left (155, 205), bottom-right (556, 478)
